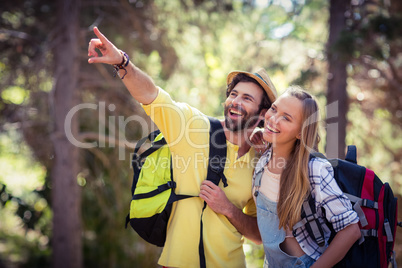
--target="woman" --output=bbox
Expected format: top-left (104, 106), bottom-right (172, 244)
top-left (252, 86), bottom-right (360, 268)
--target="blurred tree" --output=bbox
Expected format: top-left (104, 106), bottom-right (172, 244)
top-left (345, 0), bottom-right (402, 194)
top-left (50, 0), bottom-right (82, 267)
top-left (326, 0), bottom-right (349, 158)
top-left (322, 0), bottom-right (402, 194)
top-left (287, 0), bottom-right (401, 193)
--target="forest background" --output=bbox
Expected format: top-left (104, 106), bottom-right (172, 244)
top-left (0, 0), bottom-right (401, 267)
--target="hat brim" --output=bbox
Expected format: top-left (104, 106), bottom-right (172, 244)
top-left (226, 71), bottom-right (277, 104)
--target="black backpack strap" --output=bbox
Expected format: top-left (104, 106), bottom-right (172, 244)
top-left (206, 117), bottom-right (228, 187)
top-left (294, 195), bottom-right (326, 248)
top-left (199, 117), bottom-right (227, 268)
top-left (133, 181), bottom-right (177, 200)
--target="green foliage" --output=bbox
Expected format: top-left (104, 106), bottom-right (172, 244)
top-left (1, 86), bottom-right (29, 105)
top-left (244, 240), bottom-right (265, 268)
top-left (368, 15), bottom-right (402, 42)
top-left (347, 102), bottom-right (402, 194)
top-left (0, 127), bottom-right (51, 267)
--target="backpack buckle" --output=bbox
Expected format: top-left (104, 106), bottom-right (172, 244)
top-left (306, 214), bottom-right (318, 222)
top-left (362, 199), bottom-right (378, 209)
top-left (167, 181), bottom-right (176, 189)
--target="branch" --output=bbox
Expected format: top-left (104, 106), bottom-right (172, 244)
top-left (86, 147), bottom-right (111, 168)
top-left (386, 57), bottom-right (402, 85)
top-left (361, 58), bottom-right (402, 92)
top-left (78, 132), bottom-right (138, 150)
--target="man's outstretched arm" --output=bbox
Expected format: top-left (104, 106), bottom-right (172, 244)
top-left (199, 180), bottom-right (262, 244)
top-left (88, 27), bottom-right (158, 105)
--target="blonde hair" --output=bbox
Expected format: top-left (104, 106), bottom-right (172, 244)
top-left (277, 86), bottom-right (321, 229)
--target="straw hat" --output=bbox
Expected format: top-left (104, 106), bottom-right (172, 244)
top-left (226, 68), bottom-right (277, 104)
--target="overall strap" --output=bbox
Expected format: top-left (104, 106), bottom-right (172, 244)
top-left (253, 171), bottom-right (263, 197)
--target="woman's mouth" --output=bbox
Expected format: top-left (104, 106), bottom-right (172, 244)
top-left (266, 124), bottom-right (279, 133)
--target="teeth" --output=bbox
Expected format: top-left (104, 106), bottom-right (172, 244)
top-left (267, 125), bottom-right (279, 133)
top-left (230, 109), bottom-right (242, 115)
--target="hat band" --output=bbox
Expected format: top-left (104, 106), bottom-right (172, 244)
top-left (254, 73), bottom-right (269, 86)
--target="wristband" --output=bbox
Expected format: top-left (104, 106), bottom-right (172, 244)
top-left (113, 51), bottom-right (130, 79)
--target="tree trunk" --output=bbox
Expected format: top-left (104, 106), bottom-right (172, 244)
top-left (326, 0), bottom-right (348, 158)
top-left (50, 0), bottom-right (82, 267)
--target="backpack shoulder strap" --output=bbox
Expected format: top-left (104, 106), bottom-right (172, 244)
top-left (294, 195), bottom-right (326, 248)
top-left (199, 117), bottom-right (228, 268)
top-left (206, 117), bottom-right (228, 187)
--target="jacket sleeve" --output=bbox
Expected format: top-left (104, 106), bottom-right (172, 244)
top-left (309, 158), bottom-right (359, 232)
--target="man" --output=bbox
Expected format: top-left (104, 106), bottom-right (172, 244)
top-left (88, 27), bottom-right (277, 268)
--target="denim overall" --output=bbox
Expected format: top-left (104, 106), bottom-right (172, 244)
top-left (254, 171), bottom-right (315, 268)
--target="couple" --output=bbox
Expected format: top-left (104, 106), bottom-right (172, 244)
top-left (88, 27), bottom-right (360, 268)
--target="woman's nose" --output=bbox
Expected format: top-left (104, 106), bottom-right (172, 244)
top-left (267, 114), bottom-right (279, 125)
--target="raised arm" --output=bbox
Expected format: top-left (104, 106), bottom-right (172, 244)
top-left (88, 27), bottom-right (158, 104)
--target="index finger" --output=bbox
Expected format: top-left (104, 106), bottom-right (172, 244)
top-left (201, 180), bottom-right (217, 188)
top-left (93, 26), bottom-right (110, 44)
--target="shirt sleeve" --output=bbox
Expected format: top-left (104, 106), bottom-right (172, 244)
top-left (141, 87), bottom-right (209, 148)
top-left (309, 158), bottom-right (359, 233)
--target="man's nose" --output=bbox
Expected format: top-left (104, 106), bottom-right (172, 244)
top-left (232, 96), bottom-right (242, 106)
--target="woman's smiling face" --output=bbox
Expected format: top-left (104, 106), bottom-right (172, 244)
top-left (263, 93), bottom-right (303, 147)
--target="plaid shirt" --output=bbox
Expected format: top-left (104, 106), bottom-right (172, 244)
top-left (253, 148), bottom-right (359, 260)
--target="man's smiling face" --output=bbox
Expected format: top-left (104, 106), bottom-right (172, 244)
top-left (224, 81), bottom-right (264, 132)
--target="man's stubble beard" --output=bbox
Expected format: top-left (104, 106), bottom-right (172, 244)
top-left (224, 104), bottom-right (260, 133)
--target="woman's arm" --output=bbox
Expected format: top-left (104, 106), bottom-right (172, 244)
top-left (308, 158), bottom-right (361, 267)
top-left (311, 223), bottom-right (361, 268)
